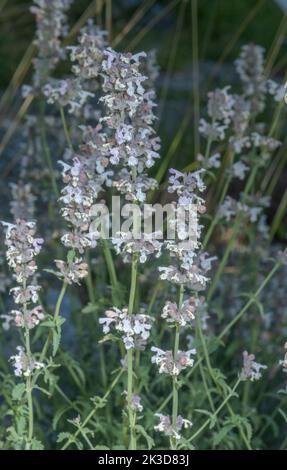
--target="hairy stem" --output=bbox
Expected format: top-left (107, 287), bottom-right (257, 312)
top-left (127, 254), bottom-right (138, 450)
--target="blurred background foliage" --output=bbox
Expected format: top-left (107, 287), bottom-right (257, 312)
top-left (0, 0), bottom-right (286, 237)
top-left (0, 0), bottom-right (285, 87)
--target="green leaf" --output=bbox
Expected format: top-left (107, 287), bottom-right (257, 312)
top-left (278, 408), bottom-right (287, 423)
top-left (135, 425), bottom-right (155, 450)
top-left (53, 405), bottom-right (72, 430)
top-left (12, 383), bottom-right (26, 401)
top-left (82, 303), bottom-right (98, 314)
top-left (57, 432), bottom-right (71, 443)
top-left (31, 438), bottom-right (44, 450)
top-left (52, 328), bottom-right (61, 356)
top-left (67, 249), bottom-right (76, 264)
top-left (213, 423), bottom-right (235, 446)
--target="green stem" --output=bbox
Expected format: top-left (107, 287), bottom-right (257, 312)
top-left (61, 369), bottom-right (124, 450)
top-left (102, 239), bottom-right (120, 306)
top-left (39, 282), bottom-right (67, 362)
top-left (60, 106), bottom-right (74, 152)
top-left (188, 378), bottom-right (241, 444)
top-left (39, 99), bottom-right (59, 198)
top-left (25, 325), bottom-right (34, 443)
top-left (171, 285), bottom-right (184, 450)
top-left (23, 278), bottom-right (34, 445)
top-left (196, 304), bottom-right (251, 449)
top-left (127, 255), bottom-right (138, 450)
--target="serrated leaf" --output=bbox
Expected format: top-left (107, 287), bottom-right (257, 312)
top-left (52, 328), bottom-right (61, 356)
top-left (31, 438), bottom-right (44, 450)
top-left (57, 432), bottom-right (71, 443)
top-left (213, 423), bottom-right (235, 446)
top-left (12, 383), bottom-right (26, 401)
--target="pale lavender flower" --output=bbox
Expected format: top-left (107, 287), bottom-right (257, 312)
top-left (1, 220), bottom-right (43, 283)
top-left (199, 86), bottom-right (234, 141)
top-left (58, 155), bottom-right (112, 253)
top-left (199, 119), bottom-right (227, 141)
top-left (267, 79), bottom-right (284, 102)
top-left (151, 347), bottom-right (196, 376)
top-left (43, 78), bottom-right (94, 114)
top-left (235, 44), bottom-right (266, 115)
top-left (100, 307), bottom-right (153, 350)
top-left (1, 305), bottom-right (44, 331)
top-left (31, 0), bottom-right (74, 88)
top-left (130, 394), bottom-right (143, 413)
top-left (197, 152), bottom-right (221, 169)
top-left (112, 232), bottom-right (162, 264)
top-left (154, 414), bottom-right (192, 440)
top-left (1, 219), bottom-right (44, 336)
top-left (161, 296), bottom-right (205, 327)
top-left (240, 350), bottom-right (267, 381)
top-left (99, 48), bottom-right (160, 170)
top-left (168, 168), bottom-right (206, 206)
top-left (10, 346), bottom-right (44, 377)
top-left (230, 161), bottom-right (249, 180)
top-left (207, 86), bottom-right (234, 125)
top-left (113, 169), bottom-right (158, 202)
top-left (230, 94), bottom-right (250, 137)
top-left (144, 49), bottom-right (160, 88)
top-left (54, 258), bottom-right (89, 284)
top-left (10, 182), bottom-right (36, 220)
top-left (68, 21), bottom-right (108, 79)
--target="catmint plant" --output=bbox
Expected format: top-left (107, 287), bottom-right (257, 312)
top-left (1, 220), bottom-right (45, 448)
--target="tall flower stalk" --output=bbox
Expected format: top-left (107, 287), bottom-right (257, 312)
top-left (1, 220), bottom-right (45, 448)
top-left (97, 47), bottom-right (161, 449)
top-left (153, 169), bottom-right (214, 448)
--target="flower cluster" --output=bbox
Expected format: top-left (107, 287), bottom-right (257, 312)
top-left (158, 169), bottom-right (215, 290)
top-left (151, 166), bottom-right (214, 441)
top-left (240, 350), bottom-right (267, 381)
top-left (235, 44), bottom-right (266, 115)
top-left (10, 346), bottom-right (44, 377)
top-left (199, 86), bottom-right (235, 141)
top-left (99, 307), bottom-right (153, 350)
top-left (1, 220), bottom-right (45, 377)
top-left (128, 393), bottom-right (143, 413)
top-left (151, 347), bottom-right (196, 376)
top-left (43, 21), bottom-right (107, 114)
top-left (161, 297), bottom-right (204, 327)
top-left (58, 155), bottom-right (112, 253)
top-left (99, 48), bottom-right (160, 171)
top-left (2, 305), bottom-right (44, 331)
top-left (54, 258), bottom-right (89, 284)
top-left (112, 231), bottom-right (162, 264)
top-left (31, 0), bottom-right (73, 88)
top-left (10, 181), bottom-right (36, 221)
top-left (2, 220), bottom-right (43, 285)
top-left (43, 78), bottom-right (94, 114)
top-left (230, 132), bottom-right (280, 158)
top-left (68, 21), bottom-right (108, 79)
top-left (113, 169), bottom-right (158, 202)
top-left (218, 194), bottom-right (271, 238)
top-left (154, 414), bottom-right (192, 441)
